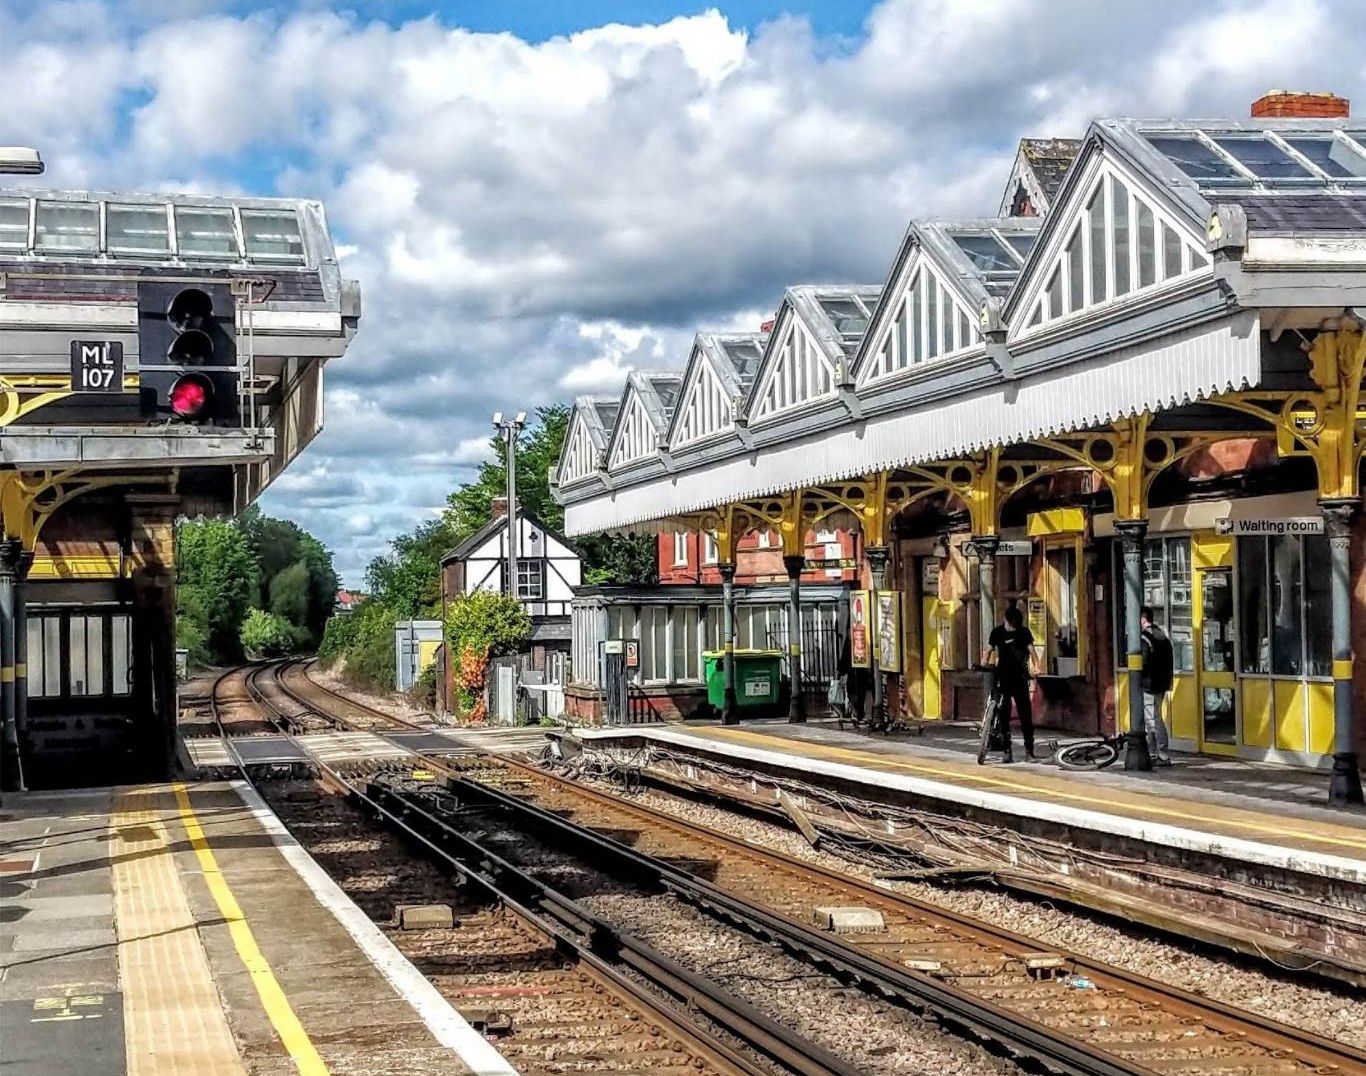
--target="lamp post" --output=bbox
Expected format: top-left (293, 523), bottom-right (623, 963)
top-left (492, 411), bottom-right (527, 599)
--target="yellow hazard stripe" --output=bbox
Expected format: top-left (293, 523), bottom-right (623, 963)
top-left (13, 663), bottom-right (24, 678)
top-left (1, 666), bottom-right (13, 683)
top-left (1334, 658), bottom-right (1353, 680)
top-left (1126, 654), bottom-right (1142, 671)
top-left (172, 783), bottom-right (330, 1075)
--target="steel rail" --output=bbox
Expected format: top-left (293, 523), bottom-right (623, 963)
top-left (219, 662), bottom-right (843, 1076)
top-left (451, 758), bottom-right (1366, 1076)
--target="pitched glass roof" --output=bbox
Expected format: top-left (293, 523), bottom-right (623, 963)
top-left (818, 294), bottom-right (879, 346)
top-left (720, 338), bottom-right (765, 389)
top-left (1140, 126), bottom-right (1366, 191)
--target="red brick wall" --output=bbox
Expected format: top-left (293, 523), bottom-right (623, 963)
top-left (1251, 91), bottom-right (1349, 118)
top-left (659, 528), bottom-right (860, 585)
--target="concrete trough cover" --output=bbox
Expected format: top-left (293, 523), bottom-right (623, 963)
top-left (386, 730), bottom-right (469, 753)
top-left (184, 738), bottom-right (236, 767)
top-left (394, 903), bottom-right (455, 929)
top-left (812, 906), bottom-right (886, 933)
top-left (230, 736), bottom-right (309, 765)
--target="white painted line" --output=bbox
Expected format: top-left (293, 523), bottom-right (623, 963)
top-left (578, 727), bottom-right (1366, 885)
top-left (231, 780), bottom-right (519, 1076)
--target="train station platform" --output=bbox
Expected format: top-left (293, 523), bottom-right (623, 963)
top-left (0, 782), bottom-right (512, 1076)
top-left (576, 718), bottom-right (1366, 888)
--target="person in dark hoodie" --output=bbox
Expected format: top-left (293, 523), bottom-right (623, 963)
top-left (1139, 605), bottom-right (1174, 766)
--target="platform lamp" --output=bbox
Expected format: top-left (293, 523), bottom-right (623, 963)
top-left (0, 148), bottom-right (41, 800)
top-left (493, 411), bottom-right (527, 603)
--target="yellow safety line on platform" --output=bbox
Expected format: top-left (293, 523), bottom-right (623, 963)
top-left (112, 790), bottom-right (246, 1076)
top-left (172, 783), bottom-right (331, 1076)
top-left (690, 728), bottom-right (1366, 855)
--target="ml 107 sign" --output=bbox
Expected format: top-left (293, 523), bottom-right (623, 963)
top-left (70, 341), bottom-right (124, 393)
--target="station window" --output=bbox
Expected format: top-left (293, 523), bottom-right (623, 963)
top-left (1236, 534), bottom-right (1331, 678)
top-left (702, 532), bottom-right (719, 564)
top-left (670, 606), bottom-right (702, 682)
top-left (27, 612), bottom-right (132, 698)
top-left (1113, 536), bottom-right (1194, 672)
top-left (240, 208), bottom-right (305, 264)
top-left (34, 200), bottom-right (99, 254)
top-left (516, 559), bottom-right (543, 600)
top-left (175, 206), bottom-right (239, 259)
top-left (107, 203), bottom-right (171, 257)
top-left (0, 199), bottom-right (28, 251)
top-left (1041, 540), bottom-right (1081, 676)
top-left (673, 532), bottom-right (689, 566)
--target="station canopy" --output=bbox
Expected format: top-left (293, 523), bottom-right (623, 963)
top-left (556, 115), bottom-right (1366, 536)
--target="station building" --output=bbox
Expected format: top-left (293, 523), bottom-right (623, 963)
top-left (553, 92), bottom-right (1366, 803)
top-left (0, 185), bottom-right (358, 788)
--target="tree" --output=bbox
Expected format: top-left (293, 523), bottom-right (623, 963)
top-left (177, 517), bottom-right (259, 663)
top-left (444, 590), bottom-right (531, 717)
top-left (580, 533), bottom-right (659, 586)
top-left (239, 507), bottom-right (339, 646)
top-left (269, 561), bottom-right (312, 632)
top-left (240, 609), bottom-right (298, 657)
top-left (364, 517), bottom-right (459, 617)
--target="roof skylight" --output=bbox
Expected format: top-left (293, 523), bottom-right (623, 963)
top-left (1142, 127), bottom-right (1366, 191)
top-left (1146, 135), bottom-right (1248, 184)
top-left (951, 233), bottom-right (1018, 272)
top-left (1211, 135), bottom-right (1311, 180)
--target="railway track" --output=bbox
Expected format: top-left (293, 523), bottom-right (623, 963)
top-left (208, 663), bottom-right (1366, 1076)
top-left (211, 663), bottom-right (854, 1076)
top-left (437, 756), bottom-right (1366, 1076)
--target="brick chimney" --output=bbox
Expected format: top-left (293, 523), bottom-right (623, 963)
top-left (490, 496), bottom-right (508, 519)
top-left (1251, 90), bottom-right (1349, 119)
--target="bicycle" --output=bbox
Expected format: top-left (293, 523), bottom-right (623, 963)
top-left (1046, 733), bottom-right (1126, 770)
top-left (975, 667), bottom-right (1007, 765)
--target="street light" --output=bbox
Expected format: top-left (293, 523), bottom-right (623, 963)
top-left (492, 411), bottom-right (527, 600)
top-left (0, 147), bottom-right (44, 175)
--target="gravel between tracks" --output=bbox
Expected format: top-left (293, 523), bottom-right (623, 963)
top-left (577, 773), bottom-right (1366, 1050)
top-left (459, 800), bottom-right (1022, 1075)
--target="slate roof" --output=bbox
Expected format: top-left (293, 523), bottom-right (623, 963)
top-left (1227, 194), bottom-right (1366, 232)
top-left (1020, 138), bottom-right (1084, 199)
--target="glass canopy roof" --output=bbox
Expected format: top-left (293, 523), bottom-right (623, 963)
top-left (818, 294), bottom-right (880, 347)
top-left (0, 193), bottom-right (311, 265)
top-left (1142, 127), bottom-right (1366, 189)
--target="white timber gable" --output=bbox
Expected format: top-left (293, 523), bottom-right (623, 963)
top-left (558, 410), bottom-right (601, 486)
top-left (1011, 153), bottom-right (1210, 341)
top-left (671, 351), bottom-right (733, 448)
top-left (858, 249), bottom-right (983, 387)
top-left (749, 314), bottom-right (836, 423)
top-left (607, 386), bottom-right (658, 471)
top-left (459, 516), bottom-right (581, 616)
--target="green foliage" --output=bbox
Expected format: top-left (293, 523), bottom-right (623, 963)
top-left (176, 585), bottom-right (212, 668)
top-left (269, 560), bottom-right (312, 628)
top-left (177, 517), bottom-right (259, 664)
top-left (406, 660), bottom-right (438, 710)
top-left (239, 608), bottom-right (298, 657)
top-left (445, 589), bottom-right (532, 661)
top-left (580, 533), bottom-right (659, 586)
top-left (364, 517), bottom-right (459, 617)
top-left (326, 599), bottom-right (399, 693)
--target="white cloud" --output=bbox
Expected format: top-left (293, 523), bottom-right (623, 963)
top-left (8, 0), bottom-right (1366, 581)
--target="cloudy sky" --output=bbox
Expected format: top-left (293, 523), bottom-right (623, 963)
top-left (4, 0), bottom-right (1362, 583)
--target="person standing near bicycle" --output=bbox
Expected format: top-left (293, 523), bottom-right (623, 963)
top-left (982, 606), bottom-right (1038, 762)
top-left (1139, 605), bottom-right (1174, 766)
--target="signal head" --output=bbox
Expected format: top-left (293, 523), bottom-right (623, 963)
top-left (168, 373), bottom-right (212, 419)
top-left (167, 288), bottom-right (214, 333)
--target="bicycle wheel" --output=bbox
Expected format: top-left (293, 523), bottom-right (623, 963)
top-left (1055, 740), bottom-right (1119, 770)
top-left (976, 696), bottom-right (999, 765)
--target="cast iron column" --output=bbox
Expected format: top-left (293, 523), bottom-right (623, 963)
top-left (1322, 498), bottom-right (1364, 806)
top-left (1115, 520), bottom-right (1151, 771)
top-left (0, 540), bottom-right (23, 792)
top-left (866, 545), bottom-right (890, 725)
top-left (784, 554), bottom-right (805, 723)
top-left (970, 535), bottom-right (999, 655)
top-left (720, 562), bottom-right (738, 724)
top-left (14, 549), bottom-right (30, 763)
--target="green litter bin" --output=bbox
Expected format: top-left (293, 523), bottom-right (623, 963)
top-left (703, 648), bottom-right (783, 711)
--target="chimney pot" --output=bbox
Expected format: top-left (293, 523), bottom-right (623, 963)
top-left (491, 496), bottom-right (508, 519)
top-left (1251, 90), bottom-right (1349, 119)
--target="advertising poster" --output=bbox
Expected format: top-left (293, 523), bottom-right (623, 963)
top-left (849, 590), bottom-right (871, 668)
top-left (874, 590), bottom-right (902, 673)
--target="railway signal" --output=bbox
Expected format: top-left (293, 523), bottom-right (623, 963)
top-left (137, 281), bottom-right (239, 424)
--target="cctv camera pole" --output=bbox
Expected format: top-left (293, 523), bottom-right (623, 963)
top-left (505, 422), bottom-right (519, 598)
top-left (494, 413), bottom-right (527, 598)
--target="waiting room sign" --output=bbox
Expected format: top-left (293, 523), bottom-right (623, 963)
top-left (1214, 517), bottom-right (1324, 536)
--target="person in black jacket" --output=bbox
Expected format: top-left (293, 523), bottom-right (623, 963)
top-left (1139, 606), bottom-right (1174, 766)
top-left (982, 606), bottom-right (1038, 762)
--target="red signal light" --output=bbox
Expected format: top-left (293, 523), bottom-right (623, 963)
top-left (169, 374), bottom-right (211, 418)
